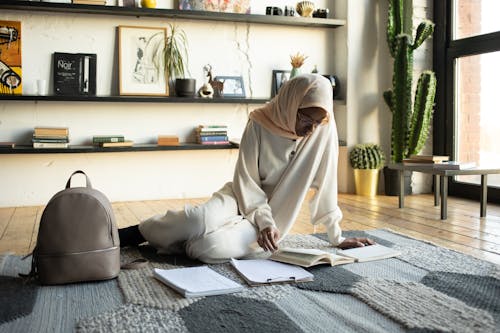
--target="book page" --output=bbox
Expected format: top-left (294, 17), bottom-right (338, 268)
top-left (337, 244), bottom-right (401, 262)
top-left (270, 247), bottom-right (354, 267)
top-left (153, 266), bottom-right (243, 297)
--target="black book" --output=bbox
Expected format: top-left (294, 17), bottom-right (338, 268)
top-left (53, 52), bottom-right (96, 95)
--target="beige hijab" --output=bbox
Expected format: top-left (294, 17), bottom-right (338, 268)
top-left (249, 74), bottom-right (333, 139)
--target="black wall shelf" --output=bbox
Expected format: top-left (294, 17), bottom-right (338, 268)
top-left (0, 95), bottom-right (269, 104)
top-left (0, 143), bottom-right (239, 154)
top-left (0, 1), bottom-right (346, 28)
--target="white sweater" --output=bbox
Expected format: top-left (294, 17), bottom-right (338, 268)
top-left (232, 118), bottom-right (344, 246)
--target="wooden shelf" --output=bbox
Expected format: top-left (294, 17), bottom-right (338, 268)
top-left (0, 1), bottom-right (346, 28)
top-left (0, 95), bottom-right (269, 104)
top-left (0, 143), bottom-right (239, 154)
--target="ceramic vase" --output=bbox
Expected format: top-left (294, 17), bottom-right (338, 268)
top-left (290, 67), bottom-right (300, 79)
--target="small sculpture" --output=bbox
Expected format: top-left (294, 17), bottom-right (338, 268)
top-left (296, 1), bottom-right (315, 17)
top-left (204, 64), bottom-right (224, 97)
top-left (198, 82), bottom-right (214, 98)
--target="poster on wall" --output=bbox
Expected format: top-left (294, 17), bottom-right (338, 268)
top-left (0, 20), bottom-right (22, 95)
top-left (179, 0), bottom-right (251, 14)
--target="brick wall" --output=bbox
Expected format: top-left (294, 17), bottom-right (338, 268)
top-left (457, 0), bottom-right (481, 164)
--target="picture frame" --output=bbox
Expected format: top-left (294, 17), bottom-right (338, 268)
top-left (118, 25), bottom-right (167, 96)
top-left (271, 70), bottom-right (291, 97)
top-left (214, 75), bottom-right (245, 98)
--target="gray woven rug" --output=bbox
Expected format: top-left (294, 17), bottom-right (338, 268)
top-left (1, 229), bottom-right (499, 333)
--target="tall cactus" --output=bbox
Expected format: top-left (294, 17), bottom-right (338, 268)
top-left (384, 0), bottom-right (437, 163)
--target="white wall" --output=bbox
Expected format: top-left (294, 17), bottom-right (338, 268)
top-left (0, 0), bottom-right (339, 207)
top-left (0, 0), bottom-right (434, 206)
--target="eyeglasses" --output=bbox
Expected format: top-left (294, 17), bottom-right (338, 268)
top-left (296, 112), bottom-right (325, 128)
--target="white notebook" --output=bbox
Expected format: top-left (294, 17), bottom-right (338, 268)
top-left (153, 266), bottom-right (244, 298)
top-left (337, 244), bottom-right (401, 262)
top-left (230, 258), bottom-right (314, 286)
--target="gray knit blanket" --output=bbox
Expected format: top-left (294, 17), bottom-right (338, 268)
top-left (1, 229), bottom-right (499, 333)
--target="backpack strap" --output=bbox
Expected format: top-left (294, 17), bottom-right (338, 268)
top-left (121, 258), bottom-right (149, 270)
top-left (19, 250), bottom-right (38, 280)
top-left (66, 170), bottom-right (92, 189)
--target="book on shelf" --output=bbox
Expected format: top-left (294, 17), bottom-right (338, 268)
top-left (200, 141), bottom-right (230, 145)
top-left (32, 137), bottom-right (69, 143)
top-left (198, 135), bottom-right (229, 142)
top-left (197, 131), bottom-right (228, 136)
top-left (153, 266), bottom-right (244, 298)
top-left (92, 135), bottom-right (125, 144)
top-left (230, 258), bottom-right (314, 286)
top-left (99, 140), bottom-right (134, 147)
top-left (197, 125), bottom-right (228, 133)
top-left (198, 124), bottom-right (228, 129)
top-left (0, 142), bottom-right (16, 148)
top-left (408, 154), bottom-right (450, 162)
top-left (269, 247), bottom-right (355, 267)
top-left (34, 127), bottom-right (69, 137)
top-left (402, 161), bottom-right (476, 170)
top-left (157, 135), bottom-right (179, 146)
top-left (33, 142), bottom-right (69, 149)
top-left (336, 244), bottom-right (401, 263)
top-left (53, 52), bottom-right (96, 96)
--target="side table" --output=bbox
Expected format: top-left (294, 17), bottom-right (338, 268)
top-left (387, 164), bottom-right (500, 220)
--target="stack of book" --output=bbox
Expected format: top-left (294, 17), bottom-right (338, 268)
top-left (402, 154), bottom-right (475, 170)
top-left (157, 135), bottom-right (179, 146)
top-left (33, 127), bottom-right (69, 148)
top-left (195, 125), bottom-right (229, 145)
top-left (72, 0), bottom-right (106, 5)
top-left (93, 135), bottom-right (133, 147)
top-left (403, 155), bottom-right (450, 164)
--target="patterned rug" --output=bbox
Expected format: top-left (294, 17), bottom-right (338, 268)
top-left (1, 229), bottom-right (499, 333)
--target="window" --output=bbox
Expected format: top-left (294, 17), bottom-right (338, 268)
top-left (434, 1), bottom-right (500, 201)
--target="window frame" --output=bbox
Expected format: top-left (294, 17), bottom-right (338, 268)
top-left (433, 1), bottom-right (500, 202)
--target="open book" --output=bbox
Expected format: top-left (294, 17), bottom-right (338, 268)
top-left (153, 266), bottom-right (244, 298)
top-left (337, 244), bottom-right (401, 262)
top-left (269, 247), bottom-right (355, 267)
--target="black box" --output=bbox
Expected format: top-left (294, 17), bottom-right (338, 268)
top-left (53, 52), bottom-right (96, 95)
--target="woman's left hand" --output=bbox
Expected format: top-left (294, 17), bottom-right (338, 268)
top-left (257, 226), bottom-right (280, 252)
top-left (337, 237), bottom-right (376, 249)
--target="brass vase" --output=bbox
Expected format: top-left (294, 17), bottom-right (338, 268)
top-left (354, 169), bottom-right (380, 196)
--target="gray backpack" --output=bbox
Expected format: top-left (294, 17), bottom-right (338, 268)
top-left (27, 170), bottom-right (120, 285)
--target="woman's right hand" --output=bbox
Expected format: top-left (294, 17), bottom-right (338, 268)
top-left (257, 226), bottom-right (280, 252)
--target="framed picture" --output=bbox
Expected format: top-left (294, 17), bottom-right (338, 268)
top-left (118, 26), bottom-right (167, 96)
top-left (215, 76), bottom-right (245, 98)
top-left (0, 20), bottom-right (22, 95)
top-left (271, 70), bottom-right (291, 97)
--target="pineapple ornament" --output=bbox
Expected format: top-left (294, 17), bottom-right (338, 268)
top-left (290, 52), bottom-right (308, 78)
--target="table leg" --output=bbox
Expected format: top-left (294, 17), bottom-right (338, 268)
top-left (434, 174), bottom-right (440, 206)
top-left (480, 174), bottom-right (488, 217)
top-left (398, 170), bottom-right (404, 208)
top-left (441, 176), bottom-right (448, 220)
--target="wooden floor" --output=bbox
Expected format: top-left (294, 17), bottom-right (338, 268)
top-left (1, 193), bottom-right (500, 265)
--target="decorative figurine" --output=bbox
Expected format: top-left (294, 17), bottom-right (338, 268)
top-left (204, 64), bottom-right (224, 97)
top-left (198, 82), bottom-right (214, 98)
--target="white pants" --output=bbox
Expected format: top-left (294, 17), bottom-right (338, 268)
top-left (139, 183), bottom-right (260, 263)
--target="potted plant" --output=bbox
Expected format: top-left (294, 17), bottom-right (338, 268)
top-left (383, 0), bottom-right (437, 195)
top-left (349, 143), bottom-right (385, 196)
top-left (164, 24), bottom-right (195, 97)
